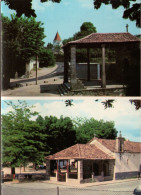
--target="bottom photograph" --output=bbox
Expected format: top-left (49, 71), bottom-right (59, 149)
top-left (1, 97), bottom-right (141, 195)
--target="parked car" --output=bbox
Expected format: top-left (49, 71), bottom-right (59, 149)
top-left (133, 185), bottom-right (141, 195)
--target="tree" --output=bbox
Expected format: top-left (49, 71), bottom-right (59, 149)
top-left (3, 0), bottom-right (140, 28)
top-left (65, 99), bottom-right (141, 110)
top-left (39, 48), bottom-right (56, 67)
top-left (2, 14), bottom-right (45, 63)
top-left (2, 14), bottom-right (46, 88)
top-left (94, 0), bottom-right (140, 27)
top-left (74, 22), bottom-right (97, 40)
top-left (63, 22), bottom-right (97, 62)
top-left (46, 43), bottom-right (53, 49)
top-left (36, 115), bottom-right (76, 154)
top-left (73, 117), bottom-right (117, 144)
top-left (2, 101), bottom-right (47, 174)
top-left (2, 0), bottom-right (61, 17)
top-left (63, 22), bottom-right (97, 44)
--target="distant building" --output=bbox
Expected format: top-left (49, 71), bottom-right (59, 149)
top-left (53, 32), bottom-right (63, 47)
top-left (53, 32), bottom-right (63, 55)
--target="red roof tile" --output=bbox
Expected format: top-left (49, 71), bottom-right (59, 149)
top-left (65, 33), bottom-right (139, 46)
top-left (89, 137), bottom-right (141, 153)
top-left (124, 141), bottom-right (141, 153)
top-left (54, 32), bottom-right (61, 41)
top-left (46, 144), bottom-right (114, 160)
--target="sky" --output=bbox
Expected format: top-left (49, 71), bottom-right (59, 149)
top-left (1, 97), bottom-right (141, 142)
top-left (1, 0), bottom-right (140, 46)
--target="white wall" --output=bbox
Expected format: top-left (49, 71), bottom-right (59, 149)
top-left (26, 60), bottom-right (39, 74)
top-left (114, 153), bottom-right (141, 173)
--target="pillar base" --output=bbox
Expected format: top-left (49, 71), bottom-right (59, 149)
top-left (70, 79), bottom-right (85, 90)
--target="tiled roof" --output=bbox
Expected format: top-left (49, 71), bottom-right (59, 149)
top-left (54, 32), bottom-right (61, 41)
top-left (89, 137), bottom-right (141, 153)
top-left (66, 33), bottom-right (139, 46)
top-left (124, 141), bottom-right (141, 153)
top-left (46, 144), bottom-right (114, 160)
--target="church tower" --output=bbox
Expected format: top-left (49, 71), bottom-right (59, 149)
top-left (53, 32), bottom-right (62, 46)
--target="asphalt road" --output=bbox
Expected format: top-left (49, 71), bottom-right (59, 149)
top-left (2, 62), bottom-right (64, 96)
top-left (2, 180), bottom-right (140, 195)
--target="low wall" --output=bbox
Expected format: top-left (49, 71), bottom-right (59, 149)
top-left (76, 63), bottom-right (100, 80)
top-left (68, 87), bottom-right (125, 96)
top-left (115, 171), bottom-right (139, 180)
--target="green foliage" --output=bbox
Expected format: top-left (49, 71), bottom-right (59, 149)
top-left (94, 0), bottom-right (140, 27)
top-left (36, 115), bottom-right (76, 154)
top-left (47, 43), bottom-right (53, 49)
top-left (2, 14), bottom-right (45, 63)
top-left (2, 101), bottom-right (47, 169)
top-left (65, 99), bottom-right (74, 107)
top-left (39, 48), bottom-right (56, 67)
top-left (63, 22), bottom-right (97, 62)
top-left (74, 22), bottom-right (97, 40)
top-left (63, 22), bottom-right (97, 45)
top-left (102, 100), bottom-right (115, 109)
top-left (74, 117), bottom-right (117, 144)
top-left (2, 0), bottom-right (61, 17)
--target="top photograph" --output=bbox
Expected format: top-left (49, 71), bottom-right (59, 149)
top-left (1, 0), bottom-right (140, 96)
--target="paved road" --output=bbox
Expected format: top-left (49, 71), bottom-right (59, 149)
top-left (2, 180), bottom-right (140, 195)
top-left (2, 62), bottom-right (64, 96)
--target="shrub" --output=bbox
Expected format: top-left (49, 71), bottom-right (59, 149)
top-left (39, 48), bottom-right (56, 67)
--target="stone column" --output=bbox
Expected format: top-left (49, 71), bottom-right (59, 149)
top-left (64, 47), bottom-right (69, 83)
top-left (78, 160), bottom-right (83, 183)
top-left (70, 46), bottom-right (77, 86)
top-left (87, 48), bottom-right (90, 81)
top-left (70, 46), bottom-right (85, 90)
top-left (46, 160), bottom-right (50, 180)
top-left (97, 64), bottom-right (100, 80)
top-left (101, 44), bottom-right (106, 88)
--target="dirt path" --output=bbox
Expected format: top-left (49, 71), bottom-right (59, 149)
top-left (2, 62), bottom-right (64, 96)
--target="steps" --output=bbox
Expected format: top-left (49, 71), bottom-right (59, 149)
top-left (58, 83), bottom-right (70, 96)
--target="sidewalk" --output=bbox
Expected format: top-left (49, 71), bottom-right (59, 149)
top-left (41, 178), bottom-right (139, 188)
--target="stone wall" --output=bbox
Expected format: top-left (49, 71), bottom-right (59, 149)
top-left (68, 87), bottom-right (125, 96)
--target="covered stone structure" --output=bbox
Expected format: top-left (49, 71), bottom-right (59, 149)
top-left (63, 32), bottom-right (140, 91)
top-left (45, 136), bottom-right (141, 184)
top-left (45, 144), bottom-right (115, 184)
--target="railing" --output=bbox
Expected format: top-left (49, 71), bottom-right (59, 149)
top-left (58, 172), bottom-right (66, 182)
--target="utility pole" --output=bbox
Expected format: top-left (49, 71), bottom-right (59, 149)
top-left (36, 55), bottom-right (38, 85)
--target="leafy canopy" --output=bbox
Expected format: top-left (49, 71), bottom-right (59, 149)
top-left (2, 101), bottom-right (47, 168)
top-left (2, 0), bottom-right (61, 17)
top-left (74, 117), bottom-right (118, 144)
top-left (3, 0), bottom-right (140, 27)
top-left (36, 115), bottom-right (76, 154)
top-left (2, 14), bottom-right (45, 62)
top-left (94, 0), bottom-right (140, 27)
top-left (63, 22), bottom-right (97, 45)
